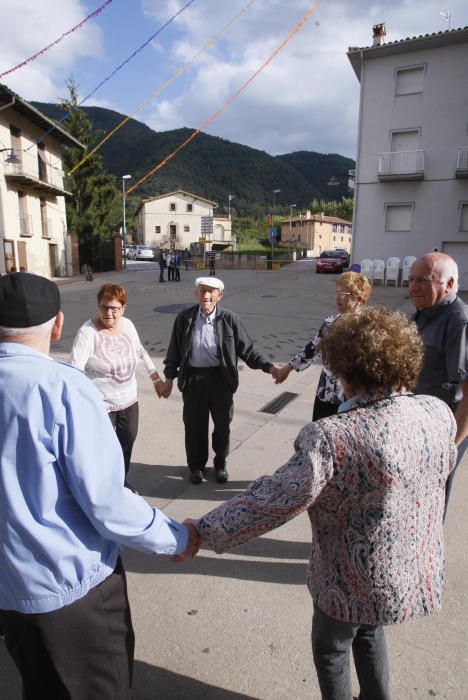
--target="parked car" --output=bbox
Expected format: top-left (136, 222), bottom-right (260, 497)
top-left (316, 250), bottom-right (345, 274)
top-left (125, 245), bottom-right (137, 259)
top-left (333, 248), bottom-right (351, 267)
top-left (129, 245), bottom-right (154, 261)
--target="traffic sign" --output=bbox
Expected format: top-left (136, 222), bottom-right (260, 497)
top-left (268, 227), bottom-right (277, 239)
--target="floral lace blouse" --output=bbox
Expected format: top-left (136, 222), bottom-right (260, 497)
top-left (289, 314), bottom-right (344, 405)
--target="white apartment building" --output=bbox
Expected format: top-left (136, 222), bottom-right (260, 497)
top-left (136, 189), bottom-right (233, 251)
top-left (348, 25), bottom-right (468, 288)
top-left (0, 83), bottom-right (84, 277)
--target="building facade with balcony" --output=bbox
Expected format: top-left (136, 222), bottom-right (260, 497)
top-left (0, 83), bottom-right (83, 277)
top-left (280, 211), bottom-right (352, 255)
top-left (348, 26), bottom-right (468, 287)
top-left (136, 189), bottom-right (233, 252)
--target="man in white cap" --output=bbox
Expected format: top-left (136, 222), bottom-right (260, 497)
top-left (162, 277), bottom-right (275, 484)
top-left (0, 273), bottom-right (199, 698)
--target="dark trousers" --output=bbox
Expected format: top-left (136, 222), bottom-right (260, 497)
top-left (312, 606), bottom-right (390, 700)
top-left (209, 260), bottom-right (216, 275)
top-left (109, 402), bottom-right (139, 476)
top-left (175, 266), bottom-right (180, 281)
top-left (182, 368), bottom-right (234, 472)
top-left (168, 265), bottom-right (175, 281)
top-left (312, 396), bottom-right (340, 421)
top-left (0, 558), bottom-right (135, 700)
top-left (444, 436), bottom-right (468, 519)
top-left (158, 263), bottom-right (165, 282)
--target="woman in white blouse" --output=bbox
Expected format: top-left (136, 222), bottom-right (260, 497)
top-left (69, 283), bottom-right (164, 489)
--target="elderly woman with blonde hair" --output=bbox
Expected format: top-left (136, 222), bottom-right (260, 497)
top-left (274, 271), bottom-right (372, 419)
top-left (193, 307), bottom-right (456, 700)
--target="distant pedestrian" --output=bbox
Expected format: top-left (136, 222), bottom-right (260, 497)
top-left (167, 252), bottom-right (175, 281)
top-left (182, 248), bottom-right (191, 271)
top-left (174, 251), bottom-right (181, 282)
top-left (207, 249), bottom-right (216, 276)
top-left (157, 249), bottom-right (166, 283)
top-left (81, 263), bottom-right (93, 281)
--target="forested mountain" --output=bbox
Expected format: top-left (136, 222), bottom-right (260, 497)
top-left (32, 102), bottom-right (355, 216)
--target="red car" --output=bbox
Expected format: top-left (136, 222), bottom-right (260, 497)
top-left (316, 250), bottom-right (345, 274)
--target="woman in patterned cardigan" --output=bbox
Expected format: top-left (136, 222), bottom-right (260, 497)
top-left (194, 307), bottom-right (456, 700)
top-left (274, 271), bottom-right (372, 420)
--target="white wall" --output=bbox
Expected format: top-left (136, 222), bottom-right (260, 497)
top-left (0, 112), bottom-right (68, 277)
top-left (351, 36), bottom-right (468, 286)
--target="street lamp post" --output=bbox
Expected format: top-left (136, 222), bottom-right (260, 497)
top-left (272, 189), bottom-right (280, 260)
top-left (288, 204), bottom-right (296, 257)
top-left (122, 174), bottom-right (131, 269)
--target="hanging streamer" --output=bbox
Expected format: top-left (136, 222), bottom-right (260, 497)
top-left (126, 0), bottom-right (322, 197)
top-left (69, 0), bottom-right (257, 176)
top-left (30, 0), bottom-right (197, 150)
top-left (0, 1), bottom-right (114, 79)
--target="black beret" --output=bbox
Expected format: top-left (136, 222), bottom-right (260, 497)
top-left (0, 273), bottom-right (61, 328)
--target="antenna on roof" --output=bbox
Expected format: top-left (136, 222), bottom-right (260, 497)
top-left (440, 10), bottom-right (451, 29)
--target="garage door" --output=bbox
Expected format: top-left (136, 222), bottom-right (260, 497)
top-left (441, 242), bottom-right (468, 291)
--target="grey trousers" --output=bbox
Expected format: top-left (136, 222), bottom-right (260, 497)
top-left (312, 606), bottom-right (390, 700)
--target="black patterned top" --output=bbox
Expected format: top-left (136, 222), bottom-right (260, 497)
top-left (289, 314), bottom-right (344, 405)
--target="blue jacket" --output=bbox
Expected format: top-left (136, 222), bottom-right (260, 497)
top-left (0, 342), bottom-right (188, 614)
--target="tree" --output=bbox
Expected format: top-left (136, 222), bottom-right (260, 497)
top-left (59, 79), bottom-right (121, 271)
top-left (309, 196), bottom-right (353, 222)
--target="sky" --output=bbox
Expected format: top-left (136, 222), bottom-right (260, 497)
top-left (0, 0), bottom-right (467, 160)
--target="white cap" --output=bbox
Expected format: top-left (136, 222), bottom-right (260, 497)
top-left (195, 276), bottom-right (224, 291)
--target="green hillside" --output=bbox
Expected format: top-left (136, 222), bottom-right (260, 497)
top-left (32, 102), bottom-right (355, 216)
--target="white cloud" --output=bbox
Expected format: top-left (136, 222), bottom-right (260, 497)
top-left (0, 0), bottom-right (103, 102)
top-left (142, 0), bottom-right (468, 156)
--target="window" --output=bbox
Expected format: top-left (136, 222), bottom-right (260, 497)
top-left (184, 225), bottom-right (190, 232)
top-left (169, 202), bottom-right (176, 211)
top-left (390, 129), bottom-right (420, 152)
top-left (154, 225), bottom-right (161, 234)
top-left (385, 203), bottom-right (414, 232)
top-left (460, 203), bottom-right (468, 232)
top-left (186, 203), bottom-right (193, 212)
top-left (395, 65), bottom-right (425, 95)
top-left (332, 223), bottom-right (337, 232)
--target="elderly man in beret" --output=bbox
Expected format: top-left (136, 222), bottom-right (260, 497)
top-left (161, 277), bottom-right (276, 484)
top-left (0, 273), bottom-right (199, 698)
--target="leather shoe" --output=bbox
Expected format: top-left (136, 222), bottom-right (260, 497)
top-left (190, 470), bottom-right (203, 485)
top-left (215, 468), bottom-right (229, 484)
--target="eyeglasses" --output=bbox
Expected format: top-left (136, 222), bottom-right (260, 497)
top-left (98, 304), bottom-right (123, 314)
top-left (336, 291), bottom-right (352, 297)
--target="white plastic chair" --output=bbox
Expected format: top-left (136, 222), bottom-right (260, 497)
top-left (372, 259), bottom-right (385, 286)
top-left (385, 257), bottom-right (400, 286)
top-left (360, 259), bottom-right (374, 282)
top-left (400, 255), bottom-right (416, 286)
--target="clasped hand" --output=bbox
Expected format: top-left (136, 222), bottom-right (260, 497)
top-left (172, 519), bottom-right (202, 562)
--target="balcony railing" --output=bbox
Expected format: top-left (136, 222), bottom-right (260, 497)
top-left (456, 147), bottom-right (468, 177)
top-left (378, 150), bottom-right (425, 181)
top-left (19, 214), bottom-right (33, 237)
top-left (3, 149), bottom-right (71, 195)
top-left (41, 218), bottom-right (52, 239)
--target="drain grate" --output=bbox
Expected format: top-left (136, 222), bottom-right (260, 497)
top-left (259, 391), bottom-right (299, 415)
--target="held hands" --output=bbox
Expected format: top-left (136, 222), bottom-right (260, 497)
top-left (154, 378), bottom-right (173, 399)
top-left (269, 364), bottom-right (292, 385)
top-left (172, 519), bottom-right (202, 562)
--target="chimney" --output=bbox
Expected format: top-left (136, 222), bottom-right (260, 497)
top-left (372, 23), bottom-right (386, 46)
